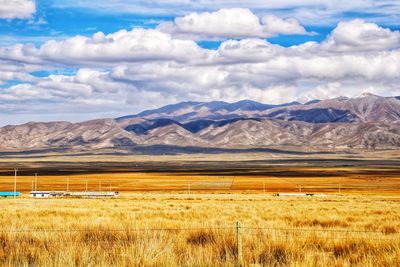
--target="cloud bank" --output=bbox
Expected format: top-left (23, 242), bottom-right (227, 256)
top-left (1, 8), bottom-right (400, 125)
top-left (53, 0), bottom-right (400, 25)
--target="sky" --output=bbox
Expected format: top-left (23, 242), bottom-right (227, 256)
top-left (0, 0), bottom-right (400, 125)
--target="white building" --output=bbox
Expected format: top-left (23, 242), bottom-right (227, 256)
top-left (30, 191), bottom-right (65, 198)
top-left (29, 190), bottom-right (119, 198)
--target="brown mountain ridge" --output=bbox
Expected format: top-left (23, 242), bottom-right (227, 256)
top-left (1, 94), bottom-right (400, 153)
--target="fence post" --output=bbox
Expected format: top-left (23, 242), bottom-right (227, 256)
top-left (236, 221), bottom-right (243, 266)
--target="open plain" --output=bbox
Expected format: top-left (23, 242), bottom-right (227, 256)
top-left (0, 151), bottom-right (400, 266)
top-left (1, 193), bottom-right (400, 266)
top-left (1, 150), bottom-right (400, 193)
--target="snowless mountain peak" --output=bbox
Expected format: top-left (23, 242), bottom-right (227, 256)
top-left (357, 92), bottom-right (381, 98)
top-left (1, 93), bottom-right (400, 152)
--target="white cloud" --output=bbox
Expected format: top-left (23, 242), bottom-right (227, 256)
top-left (158, 8), bottom-right (307, 40)
top-left (1, 13), bottom-right (400, 124)
top-left (1, 69), bottom-right (134, 102)
top-left (0, 0), bottom-right (36, 19)
top-left (321, 19), bottom-right (400, 52)
top-left (0, 28), bottom-right (209, 68)
top-left (35, 29), bottom-right (207, 66)
top-left (53, 0), bottom-right (400, 25)
top-left (0, 58), bottom-right (38, 88)
top-left (0, 43), bottom-right (42, 64)
top-left (261, 15), bottom-right (307, 35)
top-left (216, 39), bottom-right (286, 63)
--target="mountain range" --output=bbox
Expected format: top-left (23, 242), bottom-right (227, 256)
top-left (1, 93), bottom-right (400, 153)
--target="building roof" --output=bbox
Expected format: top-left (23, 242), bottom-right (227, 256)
top-left (0, 192), bottom-right (20, 196)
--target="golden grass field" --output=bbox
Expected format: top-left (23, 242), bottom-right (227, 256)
top-left (1, 193), bottom-right (399, 266)
top-left (0, 151), bottom-right (400, 266)
top-left (1, 151), bottom-right (400, 193)
top-left (1, 171), bottom-right (400, 193)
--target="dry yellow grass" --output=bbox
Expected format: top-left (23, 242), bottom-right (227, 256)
top-left (0, 152), bottom-right (399, 265)
top-left (1, 150), bottom-right (400, 193)
top-left (1, 193), bottom-right (399, 266)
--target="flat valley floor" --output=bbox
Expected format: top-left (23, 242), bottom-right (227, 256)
top-left (0, 150), bottom-right (400, 193)
top-left (1, 193), bottom-right (400, 266)
top-left (0, 150), bottom-right (399, 266)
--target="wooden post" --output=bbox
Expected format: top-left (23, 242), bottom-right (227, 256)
top-left (236, 221), bottom-right (243, 266)
top-left (85, 180), bottom-right (88, 192)
top-left (263, 182), bottom-right (266, 193)
top-left (67, 177), bottom-right (69, 192)
top-left (339, 184), bottom-right (341, 194)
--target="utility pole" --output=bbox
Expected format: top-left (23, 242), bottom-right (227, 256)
top-left (109, 180), bottom-right (111, 192)
top-left (299, 185), bottom-right (302, 193)
top-left (85, 180), bottom-right (88, 192)
top-left (263, 182), bottom-right (266, 193)
top-left (339, 184), bottom-right (341, 194)
top-left (99, 181), bottom-right (102, 191)
top-left (14, 169), bottom-right (17, 199)
top-left (67, 178), bottom-right (69, 192)
top-left (187, 181), bottom-right (191, 194)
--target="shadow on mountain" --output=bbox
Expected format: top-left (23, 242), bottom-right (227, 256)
top-left (0, 145), bottom-right (335, 157)
top-left (266, 108), bottom-right (357, 123)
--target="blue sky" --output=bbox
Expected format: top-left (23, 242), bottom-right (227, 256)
top-left (2, 1), bottom-right (399, 47)
top-left (0, 2), bottom-right (324, 47)
top-left (0, 0), bottom-right (400, 125)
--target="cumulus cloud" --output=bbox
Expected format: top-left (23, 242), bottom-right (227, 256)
top-left (2, 13), bottom-right (400, 124)
top-left (216, 39), bottom-right (286, 63)
top-left (0, 43), bottom-right (42, 64)
top-left (0, 69), bottom-right (132, 102)
top-left (39, 29), bottom-right (208, 65)
top-left (321, 19), bottom-right (400, 52)
top-left (261, 15), bottom-right (307, 35)
top-left (158, 8), bottom-right (307, 40)
top-left (0, 0), bottom-right (36, 19)
top-left (0, 29), bottom-right (208, 66)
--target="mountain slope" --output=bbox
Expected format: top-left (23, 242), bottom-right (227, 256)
top-left (117, 94), bottom-right (400, 124)
top-left (1, 94), bottom-right (400, 153)
top-left (274, 94), bottom-right (400, 123)
top-left (0, 119), bottom-right (139, 151)
top-left (117, 99), bottom-right (300, 122)
top-left (266, 108), bottom-right (357, 123)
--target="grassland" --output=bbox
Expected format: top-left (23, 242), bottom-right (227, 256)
top-left (1, 151), bottom-right (400, 193)
top-left (0, 151), bottom-right (399, 266)
top-left (1, 170), bottom-right (400, 193)
top-left (1, 193), bottom-right (399, 266)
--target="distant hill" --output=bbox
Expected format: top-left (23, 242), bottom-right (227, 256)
top-left (1, 94), bottom-right (400, 153)
top-left (116, 99), bottom-right (300, 122)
